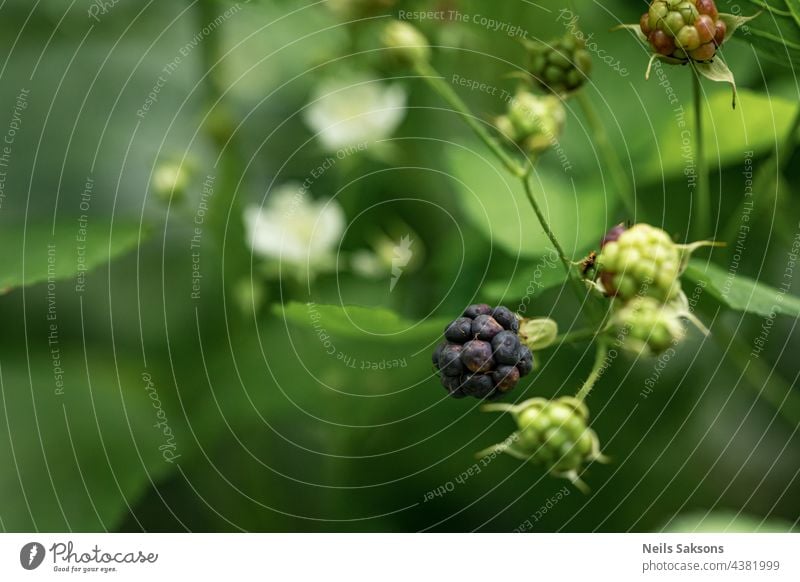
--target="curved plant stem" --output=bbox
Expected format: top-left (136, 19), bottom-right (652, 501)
top-left (413, 61), bottom-right (526, 177)
top-left (554, 326), bottom-right (604, 346)
top-left (692, 70), bottom-right (710, 239)
top-left (520, 174), bottom-right (572, 276)
top-left (575, 339), bottom-right (609, 401)
top-left (416, 59), bottom-right (606, 321)
top-left (575, 90), bottom-right (635, 217)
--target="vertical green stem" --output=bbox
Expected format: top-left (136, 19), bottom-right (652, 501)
top-left (575, 340), bottom-right (609, 401)
top-left (197, 0), bottom-right (249, 292)
top-left (575, 90), bottom-right (635, 217)
top-left (692, 70), bottom-right (710, 239)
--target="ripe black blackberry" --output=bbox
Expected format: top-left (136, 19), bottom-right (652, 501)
top-left (433, 305), bottom-right (533, 399)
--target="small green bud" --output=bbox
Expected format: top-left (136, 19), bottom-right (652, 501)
top-left (380, 20), bottom-right (430, 66)
top-left (152, 161), bottom-right (190, 203)
top-left (518, 317), bottom-right (558, 350)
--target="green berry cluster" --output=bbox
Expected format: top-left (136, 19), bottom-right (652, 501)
top-left (611, 296), bottom-right (686, 356)
top-left (480, 397), bottom-right (604, 489)
top-left (640, 0), bottom-right (726, 62)
top-left (496, 92), bottom-right (566, 155)
top-left (597, 223), bottom-right (682, 302)
top-left (515, 397), bottom-right (600, 474)
top-left (526, 33), bottom-right (592, 95)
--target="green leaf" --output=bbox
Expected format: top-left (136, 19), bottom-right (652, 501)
top-left (447, 144), bottom-right (607, 259)
top-left (683, 258), bottom-right (800, 318)
top-left (661, 511), bottom-right (796, 532)
top-left (642, 90), bottom-right (800, 180)
top-left (0, 222), bottom-right (145, 292)
top-left (0, 351), bottom-right (180, 530)
top-left (275, 302), bottom-right (448, 341)
top-left (482, 254), bottom-right (568, 302)
top-left (739, 0), bottom-right (800, 67)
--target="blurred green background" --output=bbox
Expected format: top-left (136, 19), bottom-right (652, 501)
top-left (0, 0), bottom-right (798, 532)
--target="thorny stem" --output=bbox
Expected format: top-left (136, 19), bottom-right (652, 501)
top-left (413, 60), bottom-right (526, 178)
top-left (575, 90), bottom-right (635, 218)
top-left (692, 69), bottom-right (710, 239)
top-left (575, 339), bottom-right (609, 401)
top-left (520, 174), bottom-right (573, 277)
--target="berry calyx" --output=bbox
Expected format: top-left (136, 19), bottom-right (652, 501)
top-left (597, 223), bottom-right (682, 302)
top-left (525, 33), bottom-right (592, 95)
top-left (433, 305), bottom-right (533, 399)
top-left (641, 0), bottom-right (725, 62)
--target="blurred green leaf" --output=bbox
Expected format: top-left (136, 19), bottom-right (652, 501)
top-left (740, 0), bottom-right (800, 67)
top-left (661, 510), bottom-right (796, 532)
top-left (684, 258), bottom-right (800, 317)
top-left (642, 90), bottom-right (799, 180)
top-left (447, 145), bottom-right (608, 259)
top-left (482, 257), bottom-right (568, 303)
top-left (0, 223), bottom-right (145, 292)
top-left (0, 351), bottom-right (178, 530)
top-left (275, 302), bottom-right (448, 341)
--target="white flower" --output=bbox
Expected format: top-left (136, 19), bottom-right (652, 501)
top-left (244, 183), bottom-right (345, 276)
top-left (303, 75), bottom-right (407, 151)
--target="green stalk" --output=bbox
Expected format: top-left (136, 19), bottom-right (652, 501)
top-left (413, 60), bottom-right (526, 177)
top-left (692, 70), bottom-right (710, 239)
top-left (575, 339), bottom-right (609, 401)
top-left (197, 0), bottom-right (249, 290)
top-left (520, 174), bottom-right (574, 278)
top-left (554, 326), bottom-right (605, 346)
top-left (575, 90), bottom-right (635, 217)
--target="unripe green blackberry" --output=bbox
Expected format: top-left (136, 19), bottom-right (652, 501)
top-left (640, 0), bottom-right (727, 62)
top-left (433, 305), bottom-right (533, 400)
top-left (496, 92), bottom-right (566, 155)
top-left (597, 223), bottom-right (682, 301)
top-left (525, 33), bottom-right (592, 95)
top-left (380, 20), bottom-right (430, 66)
top-left (612, 296), bottom-right (686, 356)
top-left (480, 396), bottom-right (604, 489)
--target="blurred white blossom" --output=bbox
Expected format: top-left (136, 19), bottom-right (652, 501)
top-left (244, 183), bottom-right (345, 277)
top-left (303, 75), bottom-right (407, 151)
